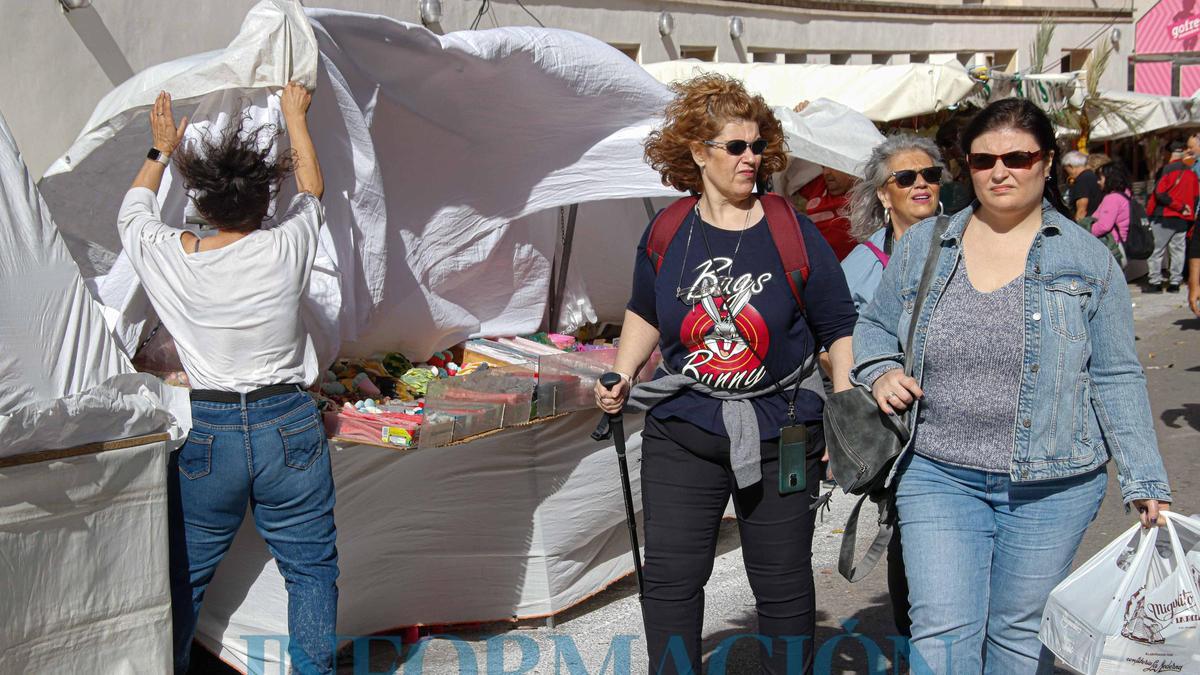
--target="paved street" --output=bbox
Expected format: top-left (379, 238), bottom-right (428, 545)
top-left (193, 284), bottom-right (1198, 675)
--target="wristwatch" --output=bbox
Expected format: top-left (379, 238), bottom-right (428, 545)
top-left (146, 147), bottom-right (170, 165)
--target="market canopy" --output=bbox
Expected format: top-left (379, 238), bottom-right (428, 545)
top-left (642, 60), bottom-right (979, 122)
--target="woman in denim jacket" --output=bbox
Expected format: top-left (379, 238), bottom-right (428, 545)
top-left (852, 98), bottom-right (1171, 674)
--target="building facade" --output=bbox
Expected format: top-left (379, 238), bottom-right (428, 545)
top-left (3, 0), bottom-right (1133, 178)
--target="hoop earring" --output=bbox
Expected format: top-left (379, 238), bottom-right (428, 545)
top-left (937, 201), bottom-right (945, 216)
top-left (883, 206), bottom-right (891, 225)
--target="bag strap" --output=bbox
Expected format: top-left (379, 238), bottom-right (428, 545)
top-left (760, 193), bottom-right (811, 311)
top-left (902, 215), bottom-right (950, 376)
top-left (837, 490), bottom-right (895, 582)
top-left (645, 196), bottom-right (699, 272)
top-left (862, 240), bottom-right (890, 267)
top-left (646, 194), bottom-right (810, 310)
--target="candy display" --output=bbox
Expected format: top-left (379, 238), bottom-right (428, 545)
top-left (133, 328), bottom-right (637, 450)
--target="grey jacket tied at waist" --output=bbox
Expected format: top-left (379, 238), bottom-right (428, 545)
top-left (625, 355), bottom-right (821, 489)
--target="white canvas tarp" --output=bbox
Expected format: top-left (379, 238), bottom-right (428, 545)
top-left (642, 60), bottom-right (979, 122)
top-left (0, 438), bottom-right (173, 674)
top-left (0, 97), bottom-right (177, 674)
top-left (0, 108), bottom-right (181, 459)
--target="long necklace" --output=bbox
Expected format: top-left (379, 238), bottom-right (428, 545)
top-left (674, 199), bottom-right (755, 303)
top-left (695, 200), bottom-right (753, 284)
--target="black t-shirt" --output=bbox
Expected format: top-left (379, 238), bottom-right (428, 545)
top-left (1069, 170), bottom-right (1102, 217)
top-left (626, 206), bottom-right (857, 438)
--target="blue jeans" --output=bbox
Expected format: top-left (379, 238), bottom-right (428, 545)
top-left (895, 453), bottom-right (1106, 674)
top-left (168, 391), bottom-right (338, 674)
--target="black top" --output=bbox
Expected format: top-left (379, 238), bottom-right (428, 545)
top-left (1069, 169), bottom-right (1103, 218)
top-left (626, 206), bottom-right (857, 438)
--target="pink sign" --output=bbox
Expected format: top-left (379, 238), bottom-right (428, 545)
top-left (1169, 15), bottom-right (1200, 40)
top-left (1138, 0), bottom-right (1200, 54)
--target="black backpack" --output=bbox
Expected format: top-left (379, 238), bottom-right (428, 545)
top-left (1125, 198), bottom-right (1154, 260)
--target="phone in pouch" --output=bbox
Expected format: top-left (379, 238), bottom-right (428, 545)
top-left (778, 424), bottom-right (808, 495)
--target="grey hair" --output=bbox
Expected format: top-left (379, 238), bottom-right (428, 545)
top-left (848, 134), bottom-right (944, 243)
top-left (1062, 150), bottom-right (1088, 168)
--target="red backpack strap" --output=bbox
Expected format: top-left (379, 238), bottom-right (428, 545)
top-left (759, 193), bottom-right (810, 310)
top-left (646, 196), bottom-right (699, 273)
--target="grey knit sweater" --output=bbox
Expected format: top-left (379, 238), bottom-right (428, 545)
top-left (912, 259), bottom-right (1024, 472)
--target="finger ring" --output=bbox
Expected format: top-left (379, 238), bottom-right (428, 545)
top-left (887, 393), bottom-right (898, 400)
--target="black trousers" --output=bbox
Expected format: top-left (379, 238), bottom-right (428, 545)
top-left (640, 415), bottom-right (821, 675)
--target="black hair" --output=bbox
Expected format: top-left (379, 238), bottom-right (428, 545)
top-left (1097, 160), bottom-right (1132, 196)
top-left (959, 98), bottom-right (1073, 219)
top-left (173, 115), bottom-right (295, 233)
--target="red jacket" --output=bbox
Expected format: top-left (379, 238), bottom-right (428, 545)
top-left (1147, 161), bottom-right (1199, 222)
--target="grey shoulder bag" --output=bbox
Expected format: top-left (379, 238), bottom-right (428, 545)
top-left (821, 214), bottom-right (948, 582)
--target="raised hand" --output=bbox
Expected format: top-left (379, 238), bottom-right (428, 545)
top-left (280, 81), bottom-right (312, 120)
top-left (150, 91), bottom-right (188, 154)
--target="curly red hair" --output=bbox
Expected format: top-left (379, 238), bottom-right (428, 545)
top-left (644, 74), bottom-right (788, 194)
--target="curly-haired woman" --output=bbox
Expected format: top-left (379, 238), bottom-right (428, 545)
top-left (117, 83), bottom-right (337, 674)
top-left (593, 74), bottom-right (857, 675)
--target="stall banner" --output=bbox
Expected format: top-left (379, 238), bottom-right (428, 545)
top-left (966, 72), bottom-right (1075, 117)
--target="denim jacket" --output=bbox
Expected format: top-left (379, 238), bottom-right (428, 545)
top-left (852, 200), bottom-right (1171, 504)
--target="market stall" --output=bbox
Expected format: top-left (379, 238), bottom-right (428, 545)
top-left (0, 109), bottom-right (180, 672)
top-left (34, 2), bottom-right (679, 671)
top-left (642, 60), bottom-right (979, 122)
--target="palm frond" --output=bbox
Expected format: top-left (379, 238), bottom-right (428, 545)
top-left (1030, 17), bottom-right (1055, 74)
top-left (1083, 39), bottom-right (1112, 99)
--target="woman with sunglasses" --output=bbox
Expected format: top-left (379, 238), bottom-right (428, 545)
top-left (841, 133), bottom-right (943, 638)
top-left (853, 98), bottom-right (1170, 673)
top-left (844, 135), bottom-right (945, 314)
top-left (593, 74), bottom-right (857, 675)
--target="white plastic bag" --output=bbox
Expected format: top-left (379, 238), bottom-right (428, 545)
top-left (1041, 511), bottom-right (1200, 674)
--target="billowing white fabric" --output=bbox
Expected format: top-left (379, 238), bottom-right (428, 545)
top-left (195, 411), bottom-right (645, 672)
top-left (39, 0), bottom-right (682, 362)
top-left (0, 438), bottom-right (172, 674)
top-left (643, 60), bottom-right (978, 122)
top-left (0, 108), bottom-right (182, 458)
top-left (772, 99), bottom-right (885, 198)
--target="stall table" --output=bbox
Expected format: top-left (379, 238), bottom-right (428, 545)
top-left (195, 410), bottom-right (646, 672)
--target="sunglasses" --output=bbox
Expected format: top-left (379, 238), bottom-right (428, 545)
top-left (889, 166), bottom-right (943, 188)
top-left (967, 150), bottom-right (1044, 171)
top-left (704, 139), bottom-right (769, 156)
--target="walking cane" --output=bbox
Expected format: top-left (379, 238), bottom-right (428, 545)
top-left (591, 371), bottom-right (644, 599)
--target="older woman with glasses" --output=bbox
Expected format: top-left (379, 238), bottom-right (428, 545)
top-left (840, 134), bottom-right (944, 638)
top-left (593, 74), bottom-right (857, 675)
top-left (853, 98), bottom-right (1170, 674)
top-left (844, 135), bottom-right (945, 313)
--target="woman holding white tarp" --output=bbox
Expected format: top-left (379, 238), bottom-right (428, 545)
top-left (116, 84), bottom-right (338, 674)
